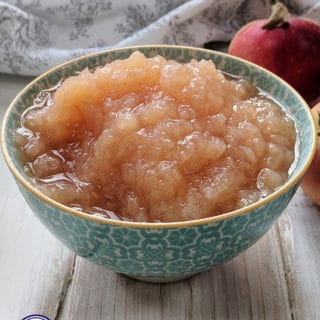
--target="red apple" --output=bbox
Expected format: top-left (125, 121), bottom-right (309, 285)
top-left (300, 102), bottom-right (320, 205)
top-left (228, 3), bottom-right (320, 105)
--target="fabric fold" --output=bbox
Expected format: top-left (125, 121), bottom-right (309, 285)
top-left (0, 0), bottom-right (319, 76)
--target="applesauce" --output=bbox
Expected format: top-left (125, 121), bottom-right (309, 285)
top-left (15, 51), bottom-right (296, 222)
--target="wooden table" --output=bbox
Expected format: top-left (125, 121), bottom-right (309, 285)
top-left (1, 74), bottom-right (320, 320)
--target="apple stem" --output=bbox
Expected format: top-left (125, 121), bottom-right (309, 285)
top-left (262, 2), bottom-right (290, 30)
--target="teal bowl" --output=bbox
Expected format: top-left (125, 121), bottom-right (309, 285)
top-left (1, 45), bottom-right (316, 282)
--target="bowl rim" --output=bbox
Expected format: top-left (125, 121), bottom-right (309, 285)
top-left (1, 44), bottom-right (317, 228)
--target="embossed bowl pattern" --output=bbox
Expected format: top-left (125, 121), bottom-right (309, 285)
top-left (1, 46), bottom-right (316, 282)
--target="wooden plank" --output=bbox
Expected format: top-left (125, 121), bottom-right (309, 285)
top-left (189, 226), bottom-right (292, 320)
top-left (56, 258), bottom-right (118, 320)
top-left (277, 188), bottom-right (320, 320)
top-left (0, 74), bottom-right (75, 319)
top-left (0, 155), bottom-right (76, 319)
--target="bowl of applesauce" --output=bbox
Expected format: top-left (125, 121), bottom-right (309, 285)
top-left (1, 45), bottom-right (316, 282)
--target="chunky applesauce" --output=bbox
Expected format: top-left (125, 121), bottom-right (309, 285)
top-left (15, 51), bottom-right (296, 222)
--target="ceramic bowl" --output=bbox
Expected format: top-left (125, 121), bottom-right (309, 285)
top-left (1, 45), bottom-right (316, 282)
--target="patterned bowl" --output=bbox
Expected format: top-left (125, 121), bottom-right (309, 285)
top-left (1, 45), bottom-right (316, 282)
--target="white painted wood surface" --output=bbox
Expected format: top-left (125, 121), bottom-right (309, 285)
top-left (1, 74), bottom-right (320, 320)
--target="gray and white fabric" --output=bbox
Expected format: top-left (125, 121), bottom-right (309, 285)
top-left (0, 0), bottom-right (319, 76)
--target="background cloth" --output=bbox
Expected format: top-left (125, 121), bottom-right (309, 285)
top-left (0, 0), bottom-right (319, 76)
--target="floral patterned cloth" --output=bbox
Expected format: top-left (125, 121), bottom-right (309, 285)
top-left (0, 0), bottom-right (319, 76)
